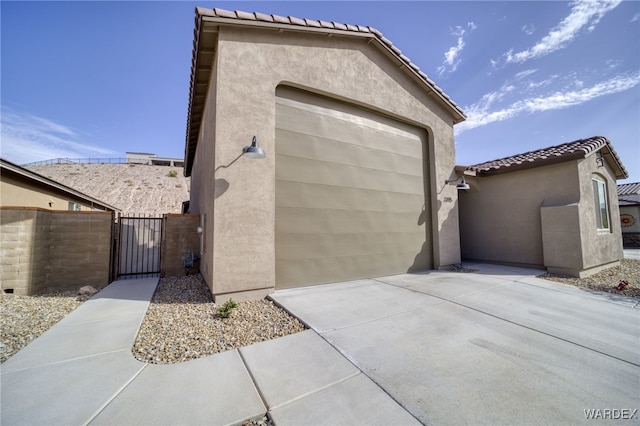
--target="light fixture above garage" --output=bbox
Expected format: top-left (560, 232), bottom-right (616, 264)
top-left (243, 136), bottom-right (266, 159)
top-left (445, 175), bottom-right (470, 190)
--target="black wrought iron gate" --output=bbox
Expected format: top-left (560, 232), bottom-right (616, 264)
top-left (114, 213), bottom-right (163, 279)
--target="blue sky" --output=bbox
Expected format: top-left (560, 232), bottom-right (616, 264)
top-left (2, 1), bottom-right (639, 182)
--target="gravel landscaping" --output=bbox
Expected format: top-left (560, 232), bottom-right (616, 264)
top-left (539, 258), bottom-right (640, 298)
top-left (0, 290), bottom-right (99, 363)
top-left (131, 274), bottom-right (306, 364)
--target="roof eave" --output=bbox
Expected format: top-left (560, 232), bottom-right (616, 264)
top-left (599, 145), bottom-right (628, 180)
top-left (469, 152), bottom-right (586, 177)
top-left (1, 159), bottom-right (119, 212)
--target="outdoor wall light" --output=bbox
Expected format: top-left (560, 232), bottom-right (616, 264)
top-left (243, 136), bottom-right (266, 159)
top-left (445, 176), bottom-right (470, 190)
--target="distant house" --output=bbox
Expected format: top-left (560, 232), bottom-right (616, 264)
top-left (459, 136), bottom-right (628, 277)
top-left (126, 152), bottom-right (184, 167)
top-left (0, 158), bottom-right (118, 212)
top-left (183, 7), bottom-right (466, 301)
top-left (618, 182), bottom-right (640, 248)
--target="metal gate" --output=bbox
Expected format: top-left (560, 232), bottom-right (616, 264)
top-left (114, 213), bottom-right (163, 279)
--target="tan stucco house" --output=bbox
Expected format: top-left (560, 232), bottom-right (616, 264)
top-left (459, 136), bottom-right (628, 277)
top-left (1, 158), bottom-right (117, 212)
top-left (184, 7), bottom-right (466, 301)
top-left (618, 182), bottom-right (640, 247)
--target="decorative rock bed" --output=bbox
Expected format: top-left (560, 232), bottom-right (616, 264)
top-left (131, 274), bottom-right (306, 364)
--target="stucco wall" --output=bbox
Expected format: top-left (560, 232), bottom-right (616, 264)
top-left (0, 208), bottom-right (113, 294)
top-left (620, 205), bottom-right (640, 233)
top-left (1, 173), bottom-right (107, 211)
top-left (459, 162), bottom-right (579, 267)
top-left (189, 26), bottom-right (460, 300)
top-left (459, 156), bottom-right (624, 276)
top-left (574, 157), bottom-right (623, 274)
top-left (189, 44), bottom-right (218, 291)
top-left (541, 204), bottom-right (583, 272)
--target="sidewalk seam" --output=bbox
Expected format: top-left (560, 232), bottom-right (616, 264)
top-left (267, 370), bottom-right (361, 411)
top-left (1, 348), bottom-right (138, 374)
top-left (236, 349), bottom-right (270, 418)
top-left (83, 363), bottom-right (148, 425)
top-left (313, 331), bottom-right (423, 424)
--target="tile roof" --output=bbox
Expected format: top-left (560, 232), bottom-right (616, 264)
top-left (184, 7), bottom-right (466, 176)
top-left (618, 182), bottom-right (640, 205)
top-left (618, 182), bottom-right (640, 196)
top-left (465, 136), bottom-right (628, 179)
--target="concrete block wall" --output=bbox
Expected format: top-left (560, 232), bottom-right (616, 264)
top-left (161, 214), bottom-right (200, 277)
top-left (47, 211), bottom-right (113, 291)
top-left (0, 209), bottom-right (44, 294)
top-left (0, 207), bottom-right (113, 295)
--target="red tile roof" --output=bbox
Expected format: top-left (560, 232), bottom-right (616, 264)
top-left (465, 136), bottom-right (628, 179)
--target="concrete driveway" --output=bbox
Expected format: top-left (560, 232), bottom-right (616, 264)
top-left (271, 263), bottom-right (640, 425)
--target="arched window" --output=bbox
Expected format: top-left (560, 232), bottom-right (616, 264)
top-left (592, 177), bottom-right (610, 230)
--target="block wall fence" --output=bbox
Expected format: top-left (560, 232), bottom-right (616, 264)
top-left (0, 207), bottom-right (113, 294)
top-left (1, 208), bottom-right (202, 295)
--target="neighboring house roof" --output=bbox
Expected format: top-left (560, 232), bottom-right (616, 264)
top-left (464, 136), bottom-right (628, 179)
top-left (618, 182), bottom-right (640, 206)
top-left (184, 7), bottom-right (467, 176)
top-left (0, 158), bottom-right (119, 211)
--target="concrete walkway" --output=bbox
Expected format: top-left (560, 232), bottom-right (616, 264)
top-left (0, 278), bottom-right (417, 426)
top-left (2, 264), bottom-right (639, 425)
top-left (624, 248), bottom-right (640, 260)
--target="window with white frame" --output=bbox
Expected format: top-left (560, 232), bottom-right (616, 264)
top-left (68, 201), bottom-right (82, 211)
top-left (592, 178), bottom-right (610, 230)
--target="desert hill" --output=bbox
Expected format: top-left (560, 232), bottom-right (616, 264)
top-left (27, 163), bottom-right (190, 215)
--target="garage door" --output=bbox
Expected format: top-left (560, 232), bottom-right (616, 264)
top-left (275, 86), bottom-right (431, 289)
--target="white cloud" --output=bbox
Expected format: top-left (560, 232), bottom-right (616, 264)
top-left (437, 22), bottom-right (477, 76)
top-left (521, 24), bottom-right (536, 35)
top-left (0, 108), bottom-right (117, 164)
top-left (505, 0), bottom-right (622, 64)
top-left (455, 72), bottom-right (640, 135)
top-left (515, 69), bottom-right (538, 80)
top-left (631, 12), bottom-right (640, 22)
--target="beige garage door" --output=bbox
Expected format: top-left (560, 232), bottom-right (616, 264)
top-left (275, 86), bottom-right (431, 289)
